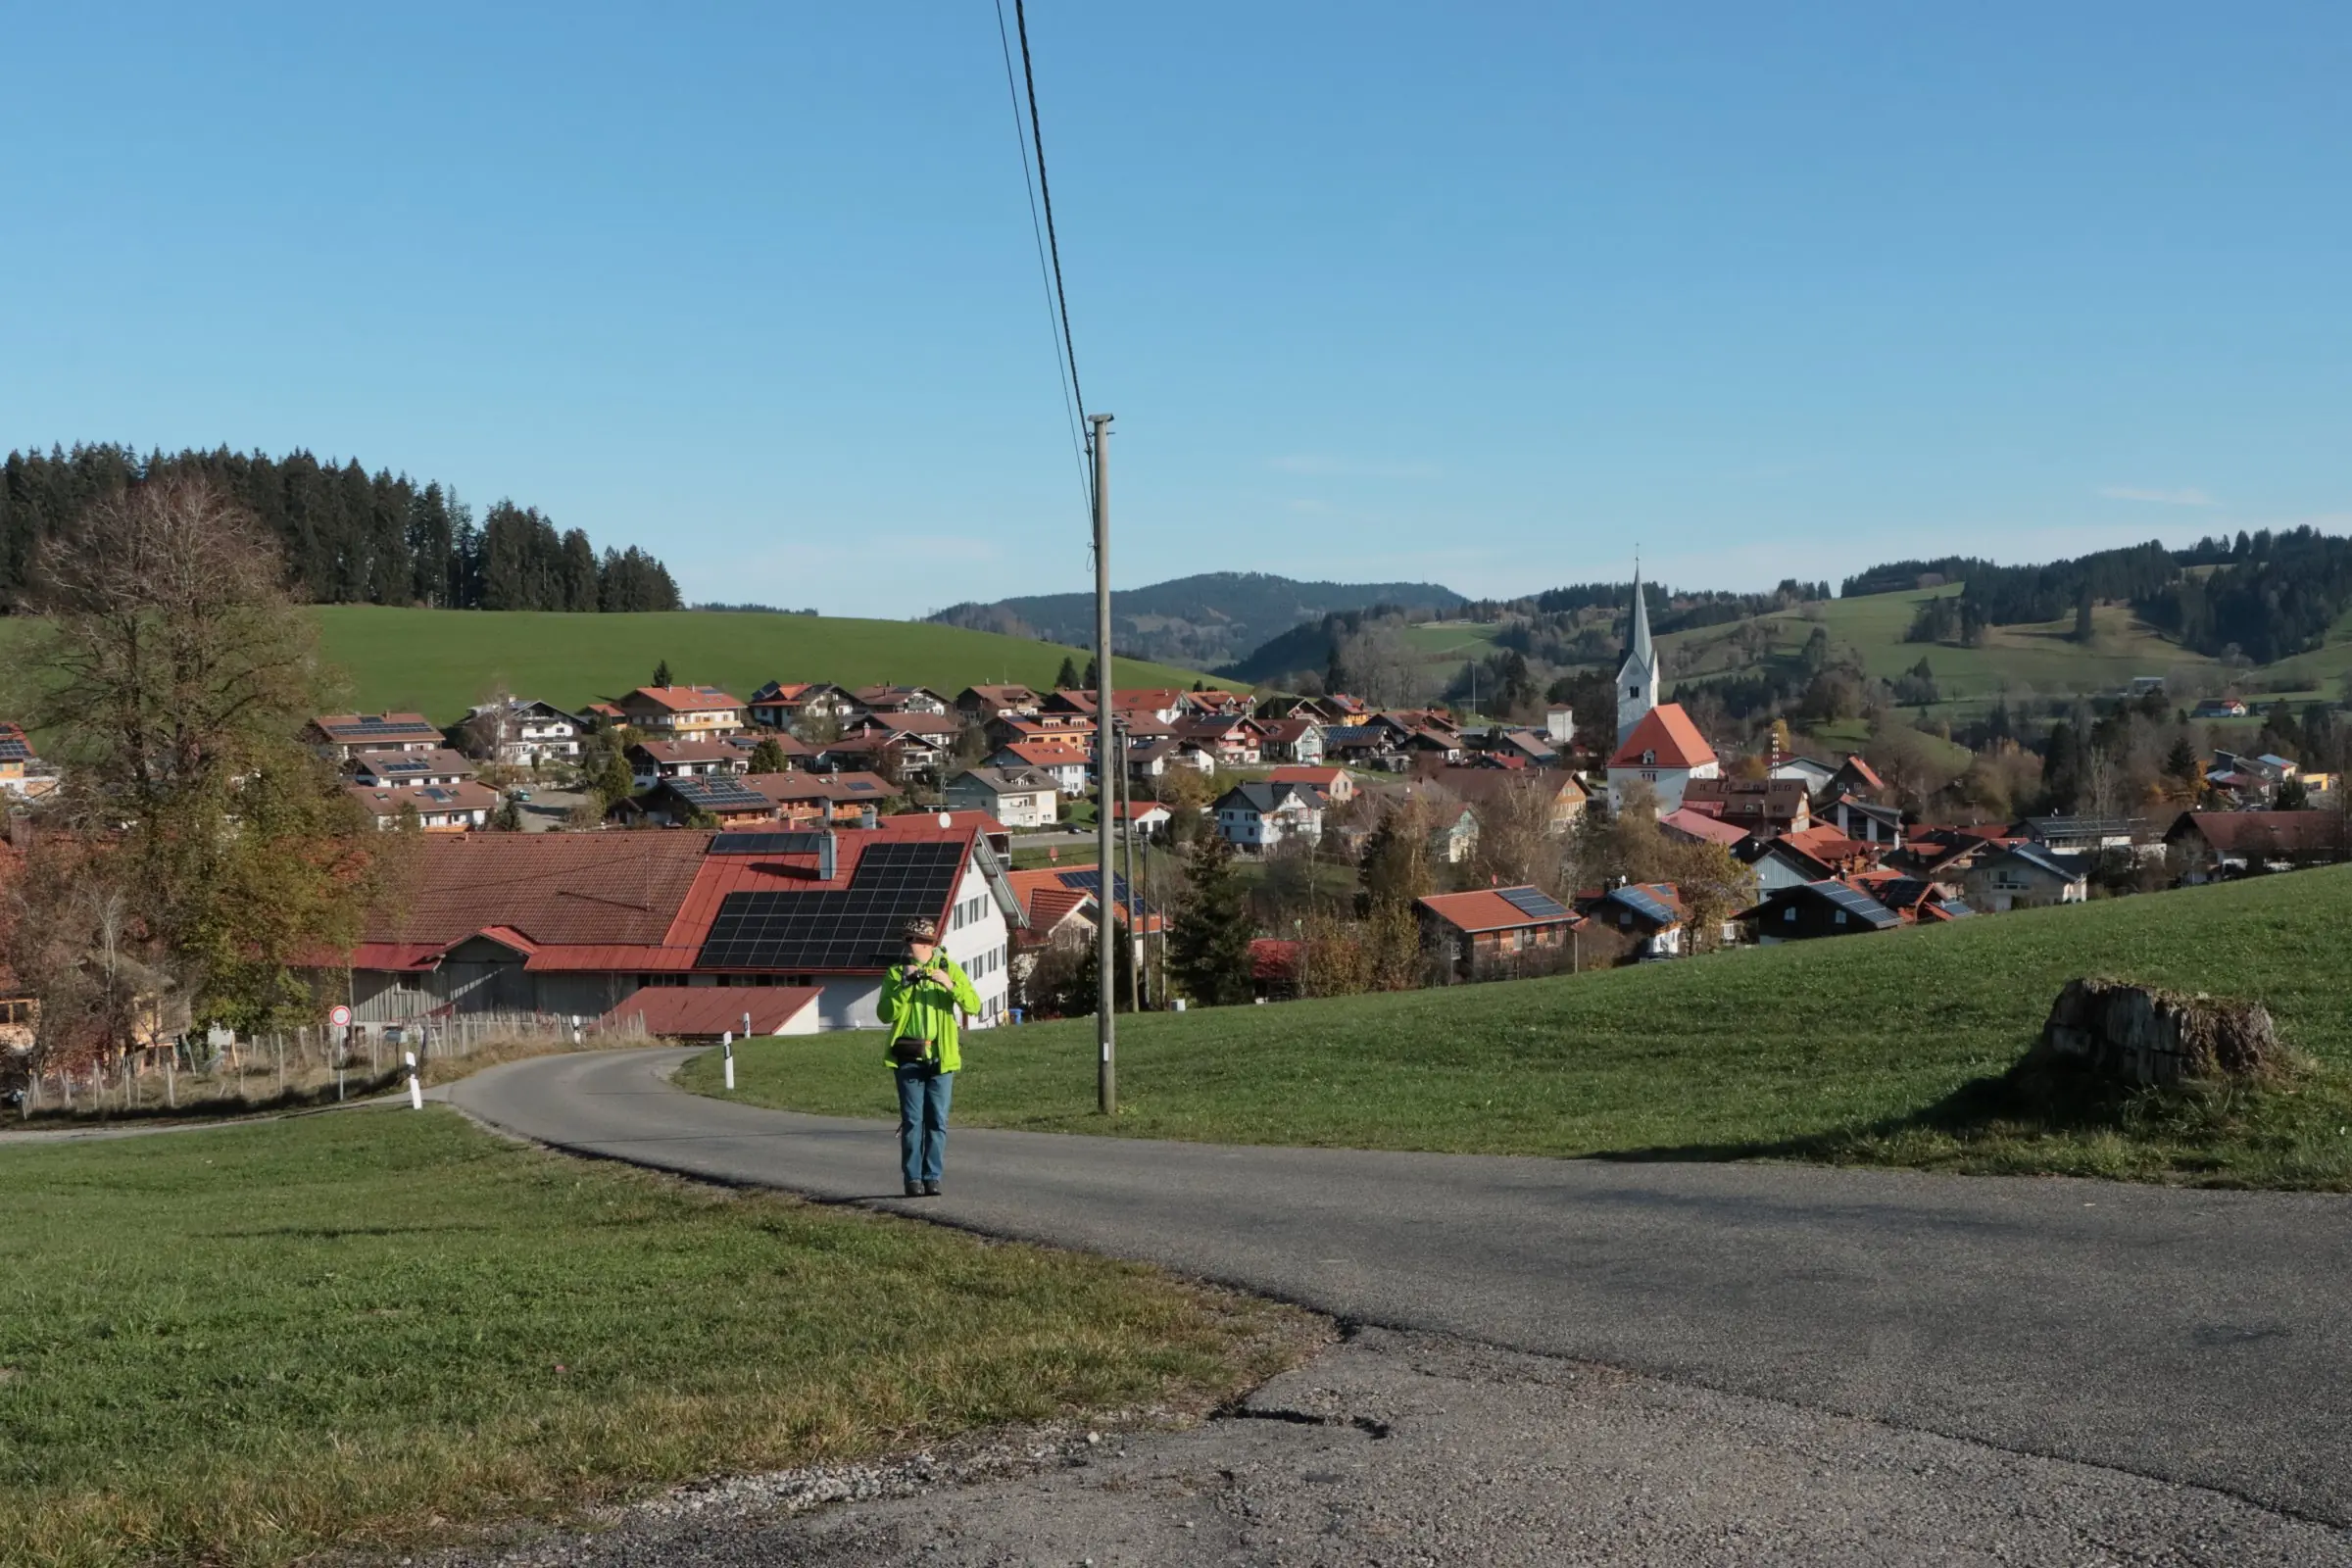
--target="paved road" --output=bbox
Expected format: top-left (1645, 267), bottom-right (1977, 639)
top-left (452, 1048), bottom-right (2352, 1529)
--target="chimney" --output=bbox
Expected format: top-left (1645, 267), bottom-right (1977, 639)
top-left (859, 806), bottom-right (878, 831)
top-left (818, 829), bottom-right (838, 881)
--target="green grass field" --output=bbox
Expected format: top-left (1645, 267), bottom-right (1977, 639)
top-left (686, 868), bottom-right (2352, 1188)
top-left (0, 608), bottom-right (1231, 729)
top-left (1655, 591), bottom-right (2232, 703)
top-left (0, 1108), bottom-right (1306, 1567)
top-left (1398, 620), bottom-right (1506, 662)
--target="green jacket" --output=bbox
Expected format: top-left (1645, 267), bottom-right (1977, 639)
top-left (877, 954), bottom-right (982, 1072)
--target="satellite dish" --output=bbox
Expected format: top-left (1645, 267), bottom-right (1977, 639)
top-left (938, 811), bottom-right (953, 828)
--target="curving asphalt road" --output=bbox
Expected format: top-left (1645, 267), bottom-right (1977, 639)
top-left (452, 1047), bottom-right (2352, 1528)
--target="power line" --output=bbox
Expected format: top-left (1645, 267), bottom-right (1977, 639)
top-left (1010, 0), bottom-right (1089, 468)
top-left (993, 0), bottom-right (1088, 510)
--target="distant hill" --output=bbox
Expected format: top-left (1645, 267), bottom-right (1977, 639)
top-left (0, 607), bottom-right (1231, 728)
top-left (928, 572), bottom-right (1463, 672)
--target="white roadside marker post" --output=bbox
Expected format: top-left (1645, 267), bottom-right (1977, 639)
top-left (405, 1050), bottom-right (422, 1110)
top-left (721, 1030), bottom-right (735, 1092)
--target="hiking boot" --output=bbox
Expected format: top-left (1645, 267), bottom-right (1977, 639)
top-left (922, 1180), bottom-right (942, 1197)
top-left (905, 1181), bottom-right (922, 1198)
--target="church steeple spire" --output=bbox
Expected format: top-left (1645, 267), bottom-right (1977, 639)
top-left (1626, 564), bottom-right (1653, 668)
top-left (1616, 567), bottom-right (1659, 746)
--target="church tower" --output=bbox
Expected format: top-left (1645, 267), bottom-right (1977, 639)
top-left (1616, 571), bottom-right (1658, 746)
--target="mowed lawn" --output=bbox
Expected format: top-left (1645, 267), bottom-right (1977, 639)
top-left (686, 868), bottom-right (2352, 1188)
top-left (0, 608), bottom-right (1225, 728)
top-left (0, 1110), bottom-right (1308, 1567)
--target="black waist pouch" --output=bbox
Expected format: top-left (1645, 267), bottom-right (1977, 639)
top-left (889, 1037), bottom-right (934, 1066)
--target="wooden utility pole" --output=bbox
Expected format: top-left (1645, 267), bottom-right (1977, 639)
top-left (1091, 413), bottom-right (1116, 1114)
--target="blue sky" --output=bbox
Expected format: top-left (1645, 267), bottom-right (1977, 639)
top-left (5, 4), bottom-right (2346, 615)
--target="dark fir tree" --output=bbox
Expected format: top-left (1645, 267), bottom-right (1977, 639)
top-left (1169, 835), bottom-right (1254, 1006)
top-left (653, 659), bottom-right (673, 688)
top-left (1054, 656), bottom-right (1081, 690)
top-left (0, 444), bottom-right (678, 612)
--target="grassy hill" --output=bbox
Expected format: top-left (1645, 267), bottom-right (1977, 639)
top-left (0, 607), bottom-right (1234, 726)
top-left (688, 868), bottom-right (2352, 1189)
top-left (1656, 589), bottom-right (2228, 705)
top-left (934, 571), bottom-right (1465, 672)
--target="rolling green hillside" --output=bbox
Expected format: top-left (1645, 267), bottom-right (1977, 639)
top-left (690, 867), bottom-right (2352, 1189)
top-left (1657, 589), bottom-right (2229, 701)
top-left (0, 607), bottom-right (1234, 726)
top-left (1513, 584), bottom-right (2351, 716)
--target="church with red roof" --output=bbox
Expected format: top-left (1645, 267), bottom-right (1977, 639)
top-left (1604, 572), bottom-right (1721, 814)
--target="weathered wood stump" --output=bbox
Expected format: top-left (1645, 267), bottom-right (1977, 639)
top-left (2033, 977), bottom-right (2282, 1087)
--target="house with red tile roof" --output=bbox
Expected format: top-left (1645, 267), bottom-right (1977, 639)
top-left (955, 685), bottom-right (1042, 721)
top-left (744, 770), bottom-right (897, 823)
top-left (616, 686), bottom-right (744, 741)
top-left (627, 739), bottom-right (751, 790)
top-left (307, 712), bottom-right (446, 760)
top-left (333, 816), bottom-right (1023, 1033)
top-left (1267, 765), bottom-right (1353, 804)
top-left (1415, 887), bottom-right (1584, 981)
top-left (346, 780), bottom-right (502, 832)
top-left (1681, 776), bottom-right (1811, 837)
top-left (989, 742), bottom-right (1092, 796)
top-left (346, 748), bottom-right (475, 791)
top-left (849, 685), bottom-right (952, 719)
top-left (1255, 717), bottom-right (1327, 764)
top-left (747, 681), bottom-right (857, 733)
top-left (1604, 704), bottom-right (1720, 815)
top-left (944, 766), bottom-right (1060, 829)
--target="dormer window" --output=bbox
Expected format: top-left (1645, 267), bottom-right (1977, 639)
top-left (1642, 750), bottom-right (1656, 765)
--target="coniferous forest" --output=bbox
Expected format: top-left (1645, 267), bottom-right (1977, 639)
top-left (0, 444), bottom-right (681, 612)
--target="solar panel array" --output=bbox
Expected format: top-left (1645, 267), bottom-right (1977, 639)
top-left (332, 714), bottom-right (433, 733)
top-left (1497, 887), bottom-right (1570, 921)
top-left (1816, 881), bottom-right (1899, 928)
top-left (0, 738), bottom-right (30, 762)
top-left (1609, 886), bottom-right (1678, 925)
top-left (1053, 867), bottom-right (1156, 917)
top-left (709, 830), bottom-right (832, 857)
top-left (696, 840), bottom-right (964, 970)
top-left (667, 775), bottom-right (775, 811)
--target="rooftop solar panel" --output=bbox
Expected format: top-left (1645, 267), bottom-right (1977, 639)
top-left (709, 830), bottom-right (832, 857)
top-left (0, 738), bottom-right (31, 762)
top-left (695, 840), bottom-right (965, 970)
top-left (1815, 882), bottom-right (1899, 927)
top-left (1053, 867), bottom-right (1154, 914)
top-left (1497, 887), bottom-right (1571, 921)
top-left (669, 776), bottom-right (774, 810)
top-left (1609, 886), bottom-right (1677, 924)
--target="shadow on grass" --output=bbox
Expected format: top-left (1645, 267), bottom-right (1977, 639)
top-left (1592, 1054), bottom-right (2351, 1183)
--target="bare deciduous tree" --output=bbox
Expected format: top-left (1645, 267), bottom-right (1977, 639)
top-left (6, 477), bottom-right (397, 1033)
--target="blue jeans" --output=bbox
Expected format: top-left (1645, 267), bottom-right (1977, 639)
top-left (895, 1065), bottom-right (955, 1185)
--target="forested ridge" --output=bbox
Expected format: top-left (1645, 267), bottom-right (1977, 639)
top-left (1858, 530), bottom-right (2352, 664)
top-left (1, 444), bottom-right (680, 612)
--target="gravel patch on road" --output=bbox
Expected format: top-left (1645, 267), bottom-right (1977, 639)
top-left (409, 1327), bottom-right (2352, 1567)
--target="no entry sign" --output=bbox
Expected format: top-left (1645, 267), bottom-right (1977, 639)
top-left (328, 1004), bottom-right (353, 1028)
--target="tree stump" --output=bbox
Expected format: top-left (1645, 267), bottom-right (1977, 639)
top-left (2034, 977), bottom-right (2282, 1087)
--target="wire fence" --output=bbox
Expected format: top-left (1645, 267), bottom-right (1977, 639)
top-left (13, 1010), bottom-right (653, 1123)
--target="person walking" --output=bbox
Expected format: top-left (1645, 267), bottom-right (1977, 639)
top-left (877, 916), bottom-right (980, 1198)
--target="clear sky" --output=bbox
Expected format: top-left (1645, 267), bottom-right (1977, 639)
top-left (5, 4), bottom-right (2346, 616)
